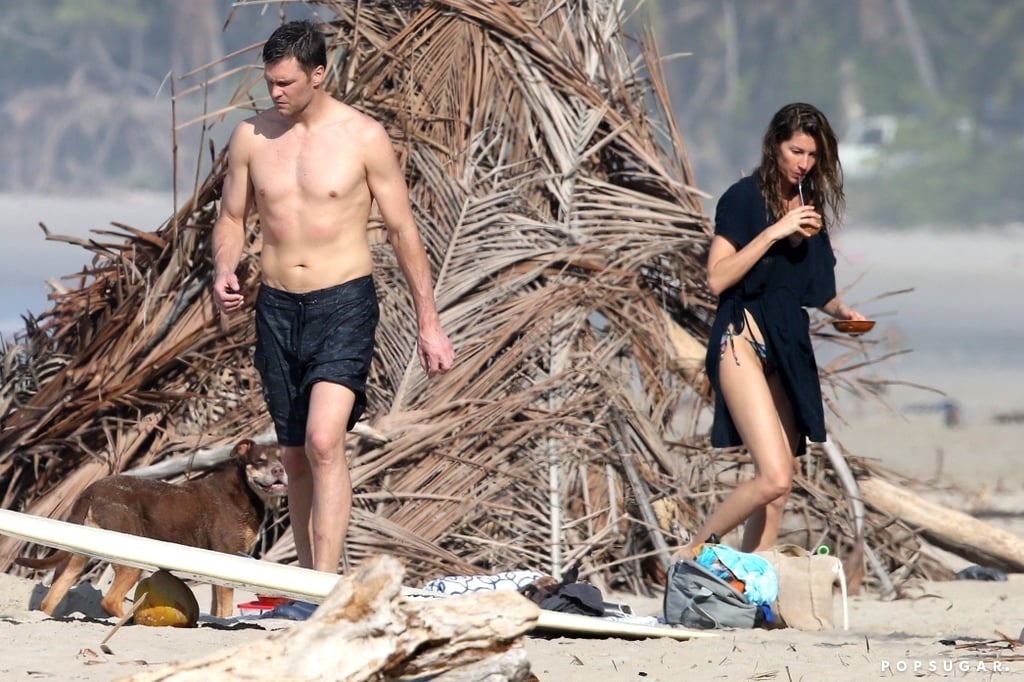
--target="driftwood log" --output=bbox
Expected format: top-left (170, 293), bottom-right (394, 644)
top-left (127, 423), bottom-right (387, 480)
top-left (859, 476), bottom-right (1024, 573)
top-left (124, 555), bottom-right (539, 682)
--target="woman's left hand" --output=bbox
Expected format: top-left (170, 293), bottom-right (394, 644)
top-left (836, 304), bottom-right (865, 321)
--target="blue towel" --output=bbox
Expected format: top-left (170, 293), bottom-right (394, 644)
top-left (261, 600), bottom-right (318, 620)
top-left (696, 544), bottom-right (779, 606)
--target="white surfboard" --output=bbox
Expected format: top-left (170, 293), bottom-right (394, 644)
top-left (0, 509), bottom-right (710, 641)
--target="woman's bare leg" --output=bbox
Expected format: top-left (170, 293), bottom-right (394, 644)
top-left (679, 336), bottom-right (795, 557)
top-left (740, 373), bottom-right (801, 551)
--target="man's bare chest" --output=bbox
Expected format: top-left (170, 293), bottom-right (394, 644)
top-left (249, 135), bottom-right (365, 200)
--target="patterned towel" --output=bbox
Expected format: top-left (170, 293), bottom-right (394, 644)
top-left (423, 570), bottom-right (546, 595)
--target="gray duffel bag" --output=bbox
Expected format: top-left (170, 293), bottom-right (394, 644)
top-left (663, 559), bottom-right (759, 629)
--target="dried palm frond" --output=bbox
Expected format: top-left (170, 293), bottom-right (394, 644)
top-left (0, 0), bottom-right (924, 593)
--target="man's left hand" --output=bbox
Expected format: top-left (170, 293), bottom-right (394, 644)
top-left (418, 329), bottom-right (455, 378)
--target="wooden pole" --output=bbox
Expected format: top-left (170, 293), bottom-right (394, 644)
top-left (620, 452), bottom-right (673, 569)
top-left (822, 438), bottom-right (895, 596)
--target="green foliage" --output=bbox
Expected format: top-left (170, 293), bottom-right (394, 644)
top-left (853, 44), bottom-right (925, 114)
top-left (2, 0), bottom-right (1024, 221)
top-left (631, 0), bottom-right (1024, 227)
top-left (849, 133), bottom-right (1024, 228)
top-left (777, 35), bottom-right (837, 105)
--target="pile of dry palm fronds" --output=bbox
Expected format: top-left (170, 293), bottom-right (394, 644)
top-left (1, 0), bottom-right (940, 595)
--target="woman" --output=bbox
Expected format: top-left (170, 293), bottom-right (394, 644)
top-left (682, 102), bottom-right (865, 557)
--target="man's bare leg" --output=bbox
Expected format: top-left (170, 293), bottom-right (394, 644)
top-left (304, 381), bottom-right (356, 573)
top-left (282, 445), bottom-right (315, 569)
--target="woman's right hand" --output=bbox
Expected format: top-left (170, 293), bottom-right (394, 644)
top-left (773, 205), bottom-right (822, 241)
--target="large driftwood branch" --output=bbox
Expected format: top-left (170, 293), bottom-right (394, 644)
top-left (127, 423), bottom-right (388, 479)
top-left (124, 433), bottom-right (276, 479)
top-left (124, 554), bottom-right (539, 681)
top-left (859, 476), bottom-right (1024, 573)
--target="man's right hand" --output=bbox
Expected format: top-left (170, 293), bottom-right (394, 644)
top-left (213, 272), bottom-right (245, 314)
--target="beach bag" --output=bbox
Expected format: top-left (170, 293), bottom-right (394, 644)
top-left (757, 544), bottom-right (848, 631)
top-left (663, 559), bottom-right (759, 629)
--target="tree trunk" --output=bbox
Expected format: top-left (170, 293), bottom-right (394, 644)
top-left (894, 0), bottom-right (940, 100)
top-left (171, 0), bottom-right (226, 77)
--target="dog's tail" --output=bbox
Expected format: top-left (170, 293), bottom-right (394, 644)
top-left (15, 551), bottom-right (69, 570)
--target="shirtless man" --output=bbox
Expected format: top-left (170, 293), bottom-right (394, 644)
top-left (212, 20), bottom-right (454, 576)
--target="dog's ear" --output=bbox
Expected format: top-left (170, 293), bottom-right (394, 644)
top-left (232, 439), bottom-right (255, 458)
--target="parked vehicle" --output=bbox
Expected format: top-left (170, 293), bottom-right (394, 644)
top-left (839, 115), bottom-right (915, 180)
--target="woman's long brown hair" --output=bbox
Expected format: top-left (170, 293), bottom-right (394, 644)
top-left (755, 102), bottom-right (845, 234)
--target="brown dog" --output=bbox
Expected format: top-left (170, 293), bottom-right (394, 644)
top-left (16, 439), bottom-right (287, 619)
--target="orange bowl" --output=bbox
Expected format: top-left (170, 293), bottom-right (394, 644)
top-left (832, 320), bottom-right (875, 335)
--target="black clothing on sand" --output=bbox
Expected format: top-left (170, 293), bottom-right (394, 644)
top-left (705, 175), bottom-right (837, 453)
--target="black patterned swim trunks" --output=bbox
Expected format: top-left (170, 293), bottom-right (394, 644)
top-left (253, 276), bottom-right (379, 446)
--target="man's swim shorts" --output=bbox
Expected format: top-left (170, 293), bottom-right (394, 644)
top-left (253, 276), bottom-right (379, 446)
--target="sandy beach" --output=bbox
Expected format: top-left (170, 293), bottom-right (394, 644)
top-left (2, 552), bottom-right (1024, 680)
top-left (2, 218), bottom-right (1024, 679)
top-left (2, 357), bottom-right (1023, 679)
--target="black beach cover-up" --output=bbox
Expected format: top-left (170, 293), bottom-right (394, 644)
top-left (705, 175), bottom-right (837, 453)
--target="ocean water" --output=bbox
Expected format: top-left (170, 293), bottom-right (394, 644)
top-left (829, 226), bottom-right (1024, 373)
top-left (824, 225), bottom-right (1024, 422)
